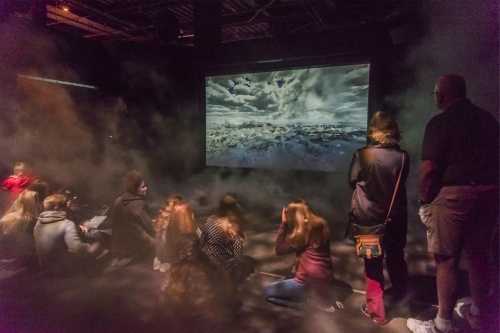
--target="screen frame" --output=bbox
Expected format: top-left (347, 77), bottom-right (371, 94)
top-left (200, 54), bottom-right (377, 174)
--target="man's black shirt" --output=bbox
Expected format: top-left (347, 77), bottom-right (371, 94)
top-left (422, 99), bottom-right (499, 187)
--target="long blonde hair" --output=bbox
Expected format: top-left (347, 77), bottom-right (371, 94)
top-left (285, 200), bottom-right (329, 248)
top-left (170, 203), bottom-right (197, 235)
top-left (155, 195), bottom-right (196, 236)
top-left (0, 190), bottom-right (39, 235)
top-left (19, 190), bottom-right (39, 219)
top-left (154, 194), bottom-right (184, 232)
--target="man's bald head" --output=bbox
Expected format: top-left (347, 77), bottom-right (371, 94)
top-left (437, 74), bottom-right (467, 98)
top-left (434, 74), bottom-right (467, 110)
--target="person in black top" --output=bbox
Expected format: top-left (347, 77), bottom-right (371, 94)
top-left (407, 75), bottom-right (499, 333)
top-left (349, 111), bottom-right (409, 325)
top-left (109, 170), bottom-right (155, 267)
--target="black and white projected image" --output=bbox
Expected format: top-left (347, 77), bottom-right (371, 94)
top-left (205, 64), bottom-right (369, 172)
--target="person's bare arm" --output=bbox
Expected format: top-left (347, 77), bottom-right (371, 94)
top-left (419, 160), bottom-right (441, 204)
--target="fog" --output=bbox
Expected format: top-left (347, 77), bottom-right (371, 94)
top-left (0, 0), bottom-right (497, 331)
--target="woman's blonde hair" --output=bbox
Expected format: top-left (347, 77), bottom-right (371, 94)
top-left (285, 200), bottom-right (329, 248)
top-left (0, 190), bottom-right (39, 235)
top-left (169, 203), bottom-right (197, 235)
top-left (368, 111), bottom-right (401, 145)
top-left (155, 194), bottom-right (184, 232)
top-left (18, 190), bottom-right (39, 219)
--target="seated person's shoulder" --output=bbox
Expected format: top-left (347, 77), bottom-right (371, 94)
top-left (202, 215), bottom-right (219, 229)
top-left (62, 218), bottom-right (78, 229)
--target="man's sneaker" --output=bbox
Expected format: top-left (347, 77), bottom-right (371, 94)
top-left (454, 298), bottom-right (480, 330)
top-left (407, 318), bottom-right (458, 333)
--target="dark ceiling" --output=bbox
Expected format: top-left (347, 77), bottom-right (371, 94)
top-left (7, 0), bottom-right (420, 45)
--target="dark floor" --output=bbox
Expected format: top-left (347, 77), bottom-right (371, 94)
top-left (0, 220), bottom-right (496, 333)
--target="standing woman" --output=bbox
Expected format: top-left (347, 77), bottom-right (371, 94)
top-left (349, 111), bottom-right (409, 325)
top-left (264, 200), bottom-right (334, 309)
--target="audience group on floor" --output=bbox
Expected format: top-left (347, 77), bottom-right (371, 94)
top-left (0, 74), bottom-right (498, 333)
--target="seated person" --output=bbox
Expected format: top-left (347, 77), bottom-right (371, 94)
top-left (154, 194), bottom-right (188, 271)
top-left (109, 170), bottom-right (155, 267)
top-left (1, 161), bottom-right (36, 211)
top-left (159, 202), bottom-right (223, 321)
top-left (264, 200), bottom-right (335, 310)
top-left (199, 194), bottom-right (255, 284)
top-left (4, 179), bottom-right (49, 216)
top-left (33, 194), bottom-right (100, 276)
top-left (0, 190), bottom-right (40, 261)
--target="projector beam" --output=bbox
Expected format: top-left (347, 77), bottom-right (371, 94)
top-left (17, 74), bottom-right (98, 90)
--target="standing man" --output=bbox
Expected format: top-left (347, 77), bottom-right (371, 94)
top-left (407, 75), bottom-right (499, 333)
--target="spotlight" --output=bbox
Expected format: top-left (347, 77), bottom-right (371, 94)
top-left (61, 5), bottom-right (70, 12)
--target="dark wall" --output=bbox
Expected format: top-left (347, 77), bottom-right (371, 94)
top-left (1, 0), bottom-right (497, 214)
top-left (152, 0), bottom-right (498, 245)
top-left (167, 24), bottom-right (410, 182)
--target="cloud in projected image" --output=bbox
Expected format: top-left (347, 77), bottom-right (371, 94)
top-left (205, 64), bottom-right (370, 172)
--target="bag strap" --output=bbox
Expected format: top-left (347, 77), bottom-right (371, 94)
top-left (384, 152), bottom-right (406, 225)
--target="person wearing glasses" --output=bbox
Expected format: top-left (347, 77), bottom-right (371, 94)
top-left (407, 75), bottom-right (499, 333)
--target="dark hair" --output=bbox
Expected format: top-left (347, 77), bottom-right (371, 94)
top-left (124, 170), bottom-right (143, 194)
top-left (217, 194), bottom-right (242, 219)
top-left (27, 179), bottom-right (49, 201)
top-left (368, 111), bottom-right (401, 144)
top-left (215, 194), bottom-right (246, 239)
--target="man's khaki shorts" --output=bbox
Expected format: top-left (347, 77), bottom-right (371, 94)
top-left (425, 186), bottom-right (498, 257)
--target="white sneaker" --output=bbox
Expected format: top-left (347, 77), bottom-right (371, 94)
top-left (407, 318), bottom-right (458, 333)
top-left (454, 297), bottom-right (472, 319)
top-left (407, 318), bottom-right (441, 333)
top-left (455, 298), bottom-right (480, 330)
top-left (406, 318), bottom-right (460, 333)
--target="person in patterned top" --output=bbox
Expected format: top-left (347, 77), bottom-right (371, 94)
top-left (199, 194), bottom-right (255, 284)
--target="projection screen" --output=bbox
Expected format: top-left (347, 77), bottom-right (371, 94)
top-left (205, 63), bottom-right (370, 172)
